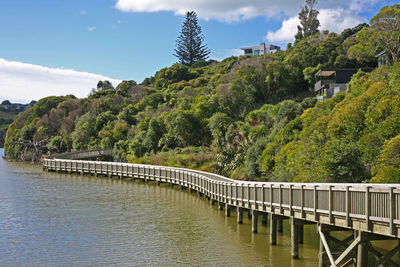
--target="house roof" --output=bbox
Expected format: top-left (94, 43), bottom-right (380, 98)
top-left (315, 70), bottom-right (336, 77)
top-left (315, 68), bottom-right (375, 84)
top-left (375, 50), bottom-right (386, 58)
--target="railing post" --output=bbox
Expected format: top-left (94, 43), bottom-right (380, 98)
top-left (236, 184), bottom-right (239, 205)
top-left (346, 186), bottom-right (351, 227)
top-left (254, 184), bottom-right (258, 210)
top-left (247, 184), bottom-right (250, 208)
top-left (390, 187), bottom-right (395, 236)
top-left (314, 185), bottom-right (319, 222)
top-left (279, 184), bottom-right (283, 214)
top-left (270, 184), bottom-right (274, 213)
top-left (262, 184), bottom-right (265, 211)
top-left (230, 183), bottom-right (233, 205)
top-left (365, 186), bottom-right (371, 231)
top-left (225, 183), bottom-right (228, 203)
top-left (289, 184), bottom-right (293, 216)
top-left (328, 185), bottom-right (333, 224)
top-left (241, 184), bottom-right (244, 207)
top-left (301, 185), bottom-right (305, 219)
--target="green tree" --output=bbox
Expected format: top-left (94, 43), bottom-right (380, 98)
top-left (370, 4), bottom-right (400, 63)
top-left (96, 80), bottom-right (114, 91)
top-left (48, 135), bottom-right (64, 153)
top-left (346, 27), bottom-right (379, 66)
top-left (174, 11), bottom-right (210, 66)
top-left (295, 0), bottom-right (320, 41)
top-left (154, 64), bottom-right (196, 89)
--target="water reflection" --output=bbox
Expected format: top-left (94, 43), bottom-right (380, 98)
top-left (0, 150), bottom-right (319, 266)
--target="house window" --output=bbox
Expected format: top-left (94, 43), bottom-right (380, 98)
top-left (253, 50), bottom-right (260, 55)
top-left (334, 86), bottom-right (340, 95)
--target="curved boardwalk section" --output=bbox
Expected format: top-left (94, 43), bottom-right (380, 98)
top-left (43, 151), bottom-right (400, 266)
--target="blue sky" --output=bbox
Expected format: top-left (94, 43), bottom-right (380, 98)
top-left (0, 0), bottom-right (396, 102)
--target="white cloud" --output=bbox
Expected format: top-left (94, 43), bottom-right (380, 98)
top-left (114, 0), bottom-right (380, 23)
top-left (0, 58), bottom-right (121, 103)
top-left (80, 9), bottom-right (87, 15)
top-left (88, 26), bottom-right (96, 32)
top-left (115, 0), bottom-right (305, 22)
top-left (266, 16), bottom-right (300, 43)
top-left (319, 9), bottom-right (364, 34)
top-left (349, 0), bottom-right (379, 12)
top-left (211, 48), bottom-right (244, 61)
top-left (266, 8), bottom-right (365, 44)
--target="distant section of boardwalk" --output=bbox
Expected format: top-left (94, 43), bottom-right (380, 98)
top-left (43, 150), bottom-right (400, 266)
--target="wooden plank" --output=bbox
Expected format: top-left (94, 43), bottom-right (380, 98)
top-left (334, 234), bottom-right (360, 266)
top-left (318, 225), bottom-right (336, 267)
top-left (374, 243), bottom-right (400, 266)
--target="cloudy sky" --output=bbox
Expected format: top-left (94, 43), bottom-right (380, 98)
top-left (0, 0), bottom-right (396, 102)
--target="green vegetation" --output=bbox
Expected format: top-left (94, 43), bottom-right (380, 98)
top-left (0, 101), bottom-right (35, 147)
top-left (4, 5), bottom-right (400, 183)
top-left (259, 63), bottom-right (400, 183)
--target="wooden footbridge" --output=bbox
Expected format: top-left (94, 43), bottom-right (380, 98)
top-left (43, 150), bottom-right (400, 266)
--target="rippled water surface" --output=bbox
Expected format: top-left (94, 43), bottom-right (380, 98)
top-left (0, 149), bottom-right (320, 266)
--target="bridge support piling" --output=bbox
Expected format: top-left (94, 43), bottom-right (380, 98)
top-left (237, 207), bottom-right (243, 224)
top-left (298, 223), bottom-right (304, 244)
top-left (357, 231), bottom-right (367, 267)
top-left (262, 214), bottom-right (268, 226)
top-left (252, 211), bottom-right (258, 233)
top-left (225, 204), bottom-right (231, 217)
top-left (248, 209), bottom-right (252, 219)
top-left (218, 202), bottom-right (224, 211)
top-left (291, 217), bottom-right (299, 259)
top-left (270, 214), bottom-right (277, 245)
top-left (278, 216), bottom-right (284, 233)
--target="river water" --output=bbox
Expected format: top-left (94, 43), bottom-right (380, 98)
top-left (0, 149), bottom-right (320, 266)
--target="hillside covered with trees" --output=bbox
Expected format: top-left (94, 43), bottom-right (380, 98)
top-left (4, 5), bottom-right (400, 183)
top-left (0, 100), bottom-right (36, 147)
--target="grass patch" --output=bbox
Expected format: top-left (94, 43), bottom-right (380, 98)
top-left (129, 147), bottom-right (217, 173)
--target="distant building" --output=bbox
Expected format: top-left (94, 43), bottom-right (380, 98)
top-left (241, 43), bottom-right (280, 56)
top-left (376, 50), bottom-right (391, 67)
top-left (0, 100), bottom-right (36, 111)
top-left (315, 68), bottom-right (374, 101)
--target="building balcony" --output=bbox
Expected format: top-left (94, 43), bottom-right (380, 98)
top-left (314, 79), bottom-right (335, 92)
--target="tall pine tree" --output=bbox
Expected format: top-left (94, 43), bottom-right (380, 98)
top-left (295, 0), bottom-right (320, 41)
top-left (174, 11), bottom-right (210, 66)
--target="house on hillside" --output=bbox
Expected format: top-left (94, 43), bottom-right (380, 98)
top-left (241, 43), bottom-right (280, 56)
top-left (0, 100), bottom-right (36, 111)
top-left (376, 50), bottom-right (391, 67)
top-left (314, 68), bottom-right (374, 101)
